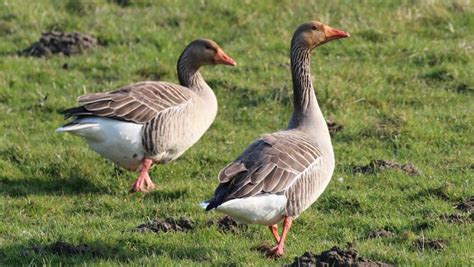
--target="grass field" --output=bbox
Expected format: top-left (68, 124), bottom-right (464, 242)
top-left (0, 0), bottom-right (473, 265)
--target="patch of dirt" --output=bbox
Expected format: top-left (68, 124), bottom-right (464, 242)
top-left (49, 241), bottom-right (90, 255)
top-left (367, 229), bottom-right (395, 239)
top-left (326, 120), bottom-right (344, 136)
top-left (413, 238), bottom-right (446, 251)
top-left (21, 31), bottom-right (97, 57)
top-left (353, 159), bottom-right (420, 176)
top-left (21, 241), bottom-right (91, 257)
top-left (252, 244), bottom-right (273, 254)
top-left (134, 217), bottom-right (194, 233)
top-left (413, 221), bottom-right (435, 231)
top-left (206, 216), bottom-right (248, 233)
top-left (439, 213), bottom-right (467, 224)
top-left (20, 245), bottom-right (43, 257)
top-left (455, 196), bottom-right (474, 213)
top-left (286, 245), bottom-right (393, 267)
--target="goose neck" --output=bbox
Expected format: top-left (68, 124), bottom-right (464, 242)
top-left (177, 50), bottom-right (209, 91)
top-left (288, 44), bottom-right (325, 132)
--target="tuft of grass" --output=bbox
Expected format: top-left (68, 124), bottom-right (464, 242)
top-left (0, 0), bottom-right (473, 265)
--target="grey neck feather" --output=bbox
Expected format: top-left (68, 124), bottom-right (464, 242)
top-left (177, 48), bottom-right (209, 91)
top-left (287, 42), bottom-right (327, 134)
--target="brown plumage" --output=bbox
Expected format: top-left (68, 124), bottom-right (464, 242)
top-left (57, 39), bottom-right (236, 193)
top-left (62, 81), bottom-right (191, 124)
top-left (204, 21), bottom-right (349, 257)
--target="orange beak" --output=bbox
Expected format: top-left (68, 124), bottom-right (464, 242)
top-left (215, 49), bottom-right (237, 66)
top-left (324, 25), bottom-right (350, 42)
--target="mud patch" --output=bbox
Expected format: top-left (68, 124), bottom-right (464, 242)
top-left (21, 241), bottom-right (90, 257)
top-left (206, 216), bottom-right (248, 233)
top-left (326, 120), bottom-right (344, 136)
top-left (421, 68), bottom-right (454, 83)
top-left (49, 241), bottom-right (90, 255)
top-left (367, 229), bottom-right (395, 239)
top-left (286, 245), bottom-right (393, 267)
top-left (21, 31), bottom-right (97, 57)
top-left (439, 213), bottom-right (467, 224)
top-left (20, 245), bottom-right (43, 257)
top-left (134, 217), bottom-right (194, 233)
top-left (455, 196), bottom-right (474, 213)
top-left (252, 244), bottom-right (273, 254)
top-left (412, 221), bottom-right (435, 231)
top-left (353, 159), bottom-right (420, 176)
top-left (413, 238), bottom-right (446, 251)
top-left (454, 83), bottom-right (473, 94)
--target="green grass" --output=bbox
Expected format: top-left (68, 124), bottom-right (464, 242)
top-left (0, 0), bottom-right (473, 265)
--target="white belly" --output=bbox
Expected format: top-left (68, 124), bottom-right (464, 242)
top-left (216, 194), bottom-right (287, 225)
top-left (57, 117), bottom-right (145, 171)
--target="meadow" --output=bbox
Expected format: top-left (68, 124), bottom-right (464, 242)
top-left (0, 0), bottom-right (473, 265)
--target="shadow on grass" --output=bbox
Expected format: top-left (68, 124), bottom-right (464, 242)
top-left (143, 188), bottom-right (189, 202)
top-left (0, 238), bottom-right (226, 265)
top-left (0, 174), bottom-right (107, 197)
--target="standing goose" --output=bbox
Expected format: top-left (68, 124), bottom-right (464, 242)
top-left (203, 22), bottom-right (349, 257)
top-left (57, 39), bottom-right (236, 193)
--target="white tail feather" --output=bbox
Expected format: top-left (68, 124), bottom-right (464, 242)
top-left (199, 202), bottom-right (209, 209)
top-left (56, 123), bottom-right (98, 133)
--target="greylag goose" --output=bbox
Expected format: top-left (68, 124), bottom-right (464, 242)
top-left (57, 39), bottom-right (236, 193)
top-left (202, 22), bottom-right (349, 257)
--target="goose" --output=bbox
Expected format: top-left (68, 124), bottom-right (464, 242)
top-left (57, 39), bottom-right (236, 193)
top-left (202, 22), bottom-right (349, 257)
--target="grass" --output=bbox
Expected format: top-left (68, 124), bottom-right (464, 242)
top-left (0, 0), bottom-right (473, 265)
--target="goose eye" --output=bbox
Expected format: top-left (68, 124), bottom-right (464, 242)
top-left (205, 45), bottom-right (212, 50)
top-left (311, 25), bottom-right (318, 30)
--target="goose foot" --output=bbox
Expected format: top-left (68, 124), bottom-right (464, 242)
top-left (266, 245), bottom-right (284, 258)
top-left (265, 217), bottom-right (293, 258)
top-left (130, 158), bottom-right (154, 193)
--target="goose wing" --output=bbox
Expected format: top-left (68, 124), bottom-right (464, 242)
top-left (62, 81), bottom-right (192, 124)
top-left (206, 131), bottom-right (323, 210)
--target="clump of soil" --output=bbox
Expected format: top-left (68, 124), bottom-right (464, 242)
top-left (252, 244), bottom-right (273, 254)
top-left (413, 221), bottom-right (435, 231)
top-left (206, 216), bottom-right (248, 233)
top-left (353, 159), bottom-right (420, 176)
top-left (49, 241), bottom-right (90, 255)
top-left (326, 120), bottom-right (343, 136)
top-left (287, 245), bottom-right (393, 267)
top-left (413, 238), bottom-right (446, 251)
top-left (21, 31), bottom-right (97, 57)
top-left (134, 217), bottom-right (194, 233)
top-left (439, 213), bottom-right (467, 224)
top-left (455, 196), bottom-right (474, 213)
top-left (20, 245), bottom-right (43, 257)
top-left (21, 241), bottom-right (90, 257)
top-left (367, 229), bottom-right (395, 239)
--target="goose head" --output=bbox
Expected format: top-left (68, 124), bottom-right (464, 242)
top-left (184, 39), bottom-right (237, 67)
top-left (292, 21), bottom-right (349, 50)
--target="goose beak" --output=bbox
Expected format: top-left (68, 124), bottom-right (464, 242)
top-left (215, 49), bottom-right (237, 66)
top-left (324, 25), bottom-right (350, 42)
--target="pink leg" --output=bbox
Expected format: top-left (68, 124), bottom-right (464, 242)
top-left (143, 170), bottom-right (155, 191)
top-left (268, 224), bottom-right (280, 243)
top-left (267, 217), bottom-right (293, 258)
top-left (130, 158), bottom-right (154, 193)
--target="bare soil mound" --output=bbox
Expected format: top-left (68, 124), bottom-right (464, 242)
top-left (286, 246), bottom-right (393, 267)
top-left (21, 31), bottom-right (97, 57)
top-left (134, 217), bottom-right (194, 233)
top-left (354, 159), bottom-right (420, 176)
